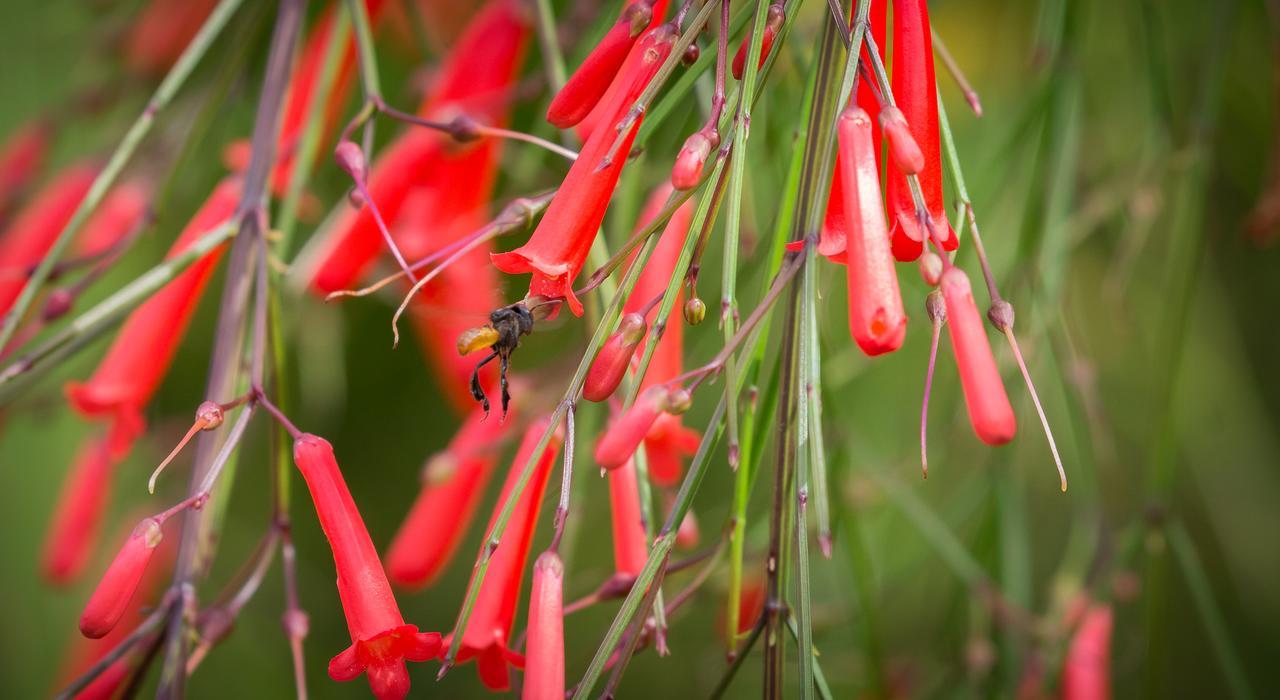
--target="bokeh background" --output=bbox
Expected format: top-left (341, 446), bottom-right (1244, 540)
top-left (1, 0), bottom-right (1277, 697)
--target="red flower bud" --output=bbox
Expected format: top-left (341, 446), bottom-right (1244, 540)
top-left (0, 163), bottom-right (96, 317)
top-left (385, 407), bottom-right (509, 588)
top-left (522, 551), bottom-right (565, 700)
top-left (293, 434), bottom-right (441, 700)
top-left (1062, 604), bottom-right (1113, 700)
top-left (838, 107), bottom-right (906, 355)
top-left (595, 385), bottom-right (669, 469)
top-left (79, 518), bottom-right (162, 639)
top-left (671, 130), bottom-right (715, 190)
top-left (731, 4), bottom-right (784, 80)
top-left (918, 250), bottom-right (943, 286)
top-left (607, 459), bottom-right (650, 576)
top-left (885, 0), bottom-right (958, 260)
top-left (879, 106), bottom-right (925, 175)
top-left (546, 0), bottom-right (655, 128)
top-left (583, 313), bottom-right (647, 402)
top-left (455, 418), bottom-right (563, 690)
top-left (334, 140), bottom-right (368, 185)
top-left (66, 179), bottom-right (240, 418)
top-left (494, 26), bottom-right (676, 316)
top-left (940, 268), bottom-right (1016, 445)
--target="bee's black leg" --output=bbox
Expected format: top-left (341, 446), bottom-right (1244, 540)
top-left (471, 351), bottom-right (498, 418)
top-left (499, 352), bottom-right (511, 421)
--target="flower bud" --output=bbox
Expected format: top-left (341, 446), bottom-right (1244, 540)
top-left (523, 551), bottom-right (565, 700)
top-left (925, 289), bottom-right (946, 325)
top-left (879, 106), bottom-right (925, 175)
top-left (79, 518), bottom-right (162, 639)
top-left (662, 387), bottom-right (693, 415)
top-left (940, 268), bottom-right (1016, 445)
top-left (584, 313), bottom-right (648, 402)
top-left (671, 130), bottom-right (716, 191)
top-left (987, 299), bottom-right (1015, 333)
top-left (683, 296), bottom-right (707, 325)
top-left (681, 43), bottom-right (701, 66)
top-left (918, 251), bottom-right (943, 286)
top-left (595, 385), bottom-right (669, 469)
top-left (334, 140), bottom-right (367, 185)
top-left (347, 186), bottom-right (366, 210)
top-left (43, 288), bottom-right (75, 321)
top-left (196, 400), bottom-right (224, 429)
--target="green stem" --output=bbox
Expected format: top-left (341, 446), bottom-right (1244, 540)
top-left (0, 0), bottom-right (246, 351)
top-left (344, 0), bottom-right (381, 155)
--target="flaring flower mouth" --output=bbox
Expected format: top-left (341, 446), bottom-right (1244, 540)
top-left (491, 250), bottom-right (582, 316)
top-left (328, 625), bottom-right (442, 699)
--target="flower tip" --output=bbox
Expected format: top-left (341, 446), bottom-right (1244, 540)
top-left (334, 140), bottom-right (367, 183)
top-left (879, 106), bottom-right (926, 175)
top-left (919, 252), bottom-right (944, 287)
top-left (671, 131), bottom-right (714, 191)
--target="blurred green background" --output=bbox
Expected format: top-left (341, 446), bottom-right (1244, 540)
top-left (1, 0), bottom-right (1277, 698)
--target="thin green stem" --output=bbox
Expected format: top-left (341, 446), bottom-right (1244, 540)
top-left (344, 0), bottom-right (381, 156)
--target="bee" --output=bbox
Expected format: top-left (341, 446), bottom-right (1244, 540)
top-left (457, 302), bottom-right (535, 419)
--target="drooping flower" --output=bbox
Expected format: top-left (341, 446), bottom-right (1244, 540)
top-left (731, 3), bottom-right (785, 80)
top-left (879, 105), bottom-right (925, 176)
top-left (57, 512), bottom-right (176, 696)
top-left (812, 0), bottom-right (884, 263)
top-left (607, 459), bottom-right (650, 577)
top-left (522, 551), bottom-right (565, 700)
top-left (546, 0), bottom-right (656, 128)
top-left (454, 418), bottom-right (563, 690)
top-left (305, 0), bottom-right (529, 295)
top-left (583, 312), bottom-right (647, 402)
top-left (65, 178), bottom-right (240, 419)
top-left (1061, 603), bottom-right (1113, 700)
top-left (492, 25), bottom-right (677, 316)
top-left (0, 163), bottom-right (96, 317)
top-left (595, 385), bottom-right (673, 470)
top-left (293, 434), bottom-right (441, 700)
top-left (885, 0), bottom-right (958, 261)
top-left (573, 0), bottom-right (672, 141)
top-left (625, 187), bottom-right (699, 485)
top-left (939, 267), bottom-right (1016, 445)
top-left (79, 518), bottom-right (164, 639)
top-left (123, 0), bottom-right (219, 77)
top-left (838, 106), bottom-right (906, 355)
top-left (385, 407), bottom-right (510, 588)
top-left (42, 418), bottom-right (141, 584)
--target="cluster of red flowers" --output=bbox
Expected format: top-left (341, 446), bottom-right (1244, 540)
top-left (0, 0), bottom-right (1095, 698)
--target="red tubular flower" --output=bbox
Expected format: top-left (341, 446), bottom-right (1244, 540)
top-left (939, 267), bottom-right (1016, 445)
top-left (815, 0), bottom-right (884, 263)
top-left (66, 179), bottom-right (240, 418)
top-left (455, 418), bottom-right (564, 691)
top-left (1062, 604), bottom-right (1113, 700)
top-left (293, 434), bottom-right (441, 700)
top-left (58, 512), bottom-right (176, 696)
top-left (79, 518), bottom-right (163, 639)
top-left (583, 312), bottom-right (647, 402)
top-left (0, 163), bottom-right (96, 317)
top-left (493, 25), bottom-right (676, 316)
top-left (885, 0), bottom-right (957, 261)
top-left (0, 121), bottom-right (50, 212)
top-left (306, 0), bottom-right (529, 294)
top-left (838, 107), bottom-right (906, 356)
top-left (731, 3), bottom-right (784, 80)
top-left (574, 0), bottom-right (672, 141)
top-left (74, 181), bottom-right (149, 258)
top-left (42, 423), bottom-right (136, 584)
top-left (607, 459), bottom-right (650, 577)
top-left (595, 385), bottom-right (670, 469)
top-left (624, 187), bottom-right (699, 485)
top-left (385, 407), bottom-right (510, 588)
top-left (123, 0), bottom-right (219, 77)
top-left (522, 551), bottom-right (565, 700)
top-left (546, 0), bottom-right (655, 128)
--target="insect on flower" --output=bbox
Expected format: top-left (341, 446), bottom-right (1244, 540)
top-left (456, 301), bottom-right (539, 418)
